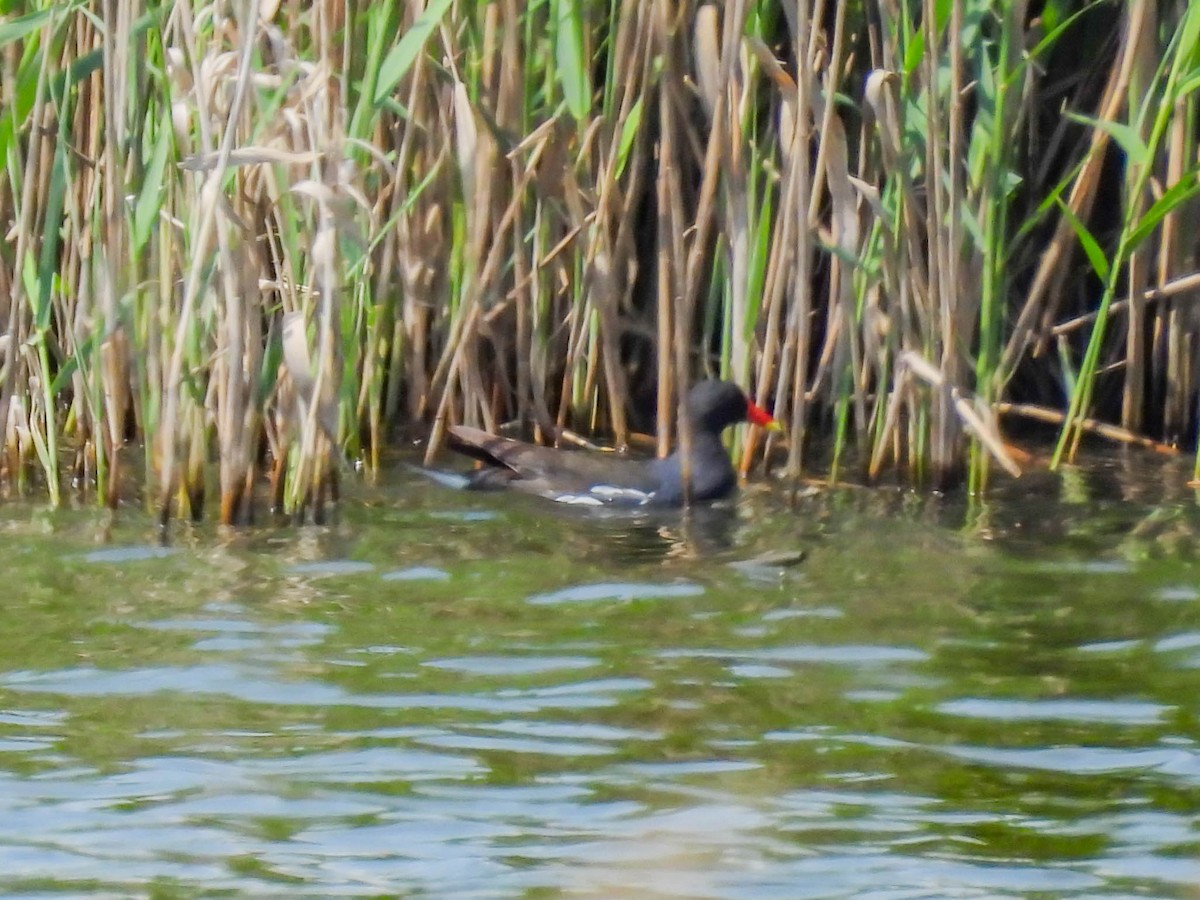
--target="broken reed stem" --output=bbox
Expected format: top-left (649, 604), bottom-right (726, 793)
top-left (997, 403), bottom-right (1178, 455)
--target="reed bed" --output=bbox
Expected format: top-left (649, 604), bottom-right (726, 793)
top-left (0, 0), bottom-right (1198, 521)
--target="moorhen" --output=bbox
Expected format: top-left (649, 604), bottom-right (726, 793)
top-left (447, 380), bottom-right (781, 506)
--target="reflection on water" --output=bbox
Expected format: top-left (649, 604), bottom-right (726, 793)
top-left (1, 454), bottom-right (1200, 896)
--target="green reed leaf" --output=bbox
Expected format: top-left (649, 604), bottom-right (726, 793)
top-left (1065, 111), bottom-right (1149, 167)
top-left (1126, 169), bottom-right (1200, 251)
top-left (554, 0), bottom-right (590, 120)
top-left (374, 0), bottom-right (454, 106)
top-left (1055, 196), bottom-right (1108, 282)
top-left (134, 109), bottom-right (172, 254)
top-left (35, 139), bottom-right (67, 334)
top-left (614, 97), bottom-right (642, 178)
top-left (0, 7), bottom-right (52, 47)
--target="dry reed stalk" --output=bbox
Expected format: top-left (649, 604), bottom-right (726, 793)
top-left (392, 43), bottom-right (437, 423)
top-left (748, 24), bottom-right (864, 482)
top-left (902, 351), bottom-right (1021, 478)
top-left (997, 8), bottom-right (1137, 384)
top-left (1119, 0), bottom-right (1156, 435)
top-left (0, 16), bottom-right (54, 495)
top-left (808, 0), bottom-right (856, 471)
top-left (1052, 273), bottom-right (1200, 337)
top-left (784, 0), bottom-right (815, 482)
top-left (816, 71), bottom-right (866, 447)
top-left (572, 0), bottom-right (656, 449)
top-left (941, 0), bottom-right (968, 483)
top-left (694, 5), bottom-right (748, 391)
top-left (919, 0), bottom-right (951, 483)
top-left (998, 402), bottom-right (1179, 455)
top-left (423, 67), bottom-right (498, 460)
top-left (742, 45), bottom-right (798, 476)
top-left (653, 0), bottom-right (685, 464)
top-left (1157, 91), bottom-right (1196, 438)
top-left (158, 0), bottom-right (256, 525)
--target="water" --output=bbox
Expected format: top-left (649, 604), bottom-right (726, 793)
top-left (2, 456), bottom-right (1200, 897)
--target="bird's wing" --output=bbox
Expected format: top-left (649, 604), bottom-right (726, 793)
top-left (447, 425), bottom-right (657, 503)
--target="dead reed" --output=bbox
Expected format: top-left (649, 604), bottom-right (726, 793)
top-left (0, 0), bottom-right (1198, 520)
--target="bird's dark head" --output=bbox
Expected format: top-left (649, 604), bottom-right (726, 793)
top-left (685, 380), bottom-right (780, 434)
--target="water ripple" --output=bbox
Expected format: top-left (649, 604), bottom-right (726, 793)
top-left (937, 697), bottom-right (1170, 725)
top-left (527, 581), bottom-right (705, 605)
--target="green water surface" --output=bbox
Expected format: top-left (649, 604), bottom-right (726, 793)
top-left (1, 456), bottom-right (1199, 897)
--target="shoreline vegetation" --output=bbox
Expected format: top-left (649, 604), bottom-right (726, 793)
top-left (1, 0), bottom-right (1198, 523)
